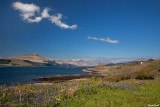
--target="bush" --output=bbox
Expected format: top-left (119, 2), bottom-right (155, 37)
top-left (135, 64), bottom-right (158, 80)
top-left (148, 59), bottom-right (154, 61)
top-left (105, 72), bottom-right (133, 82)
top-left (135, 70), bottom-right (148, 79)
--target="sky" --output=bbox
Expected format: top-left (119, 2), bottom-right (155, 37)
top-left (0, 0), bottom-right (160, 61)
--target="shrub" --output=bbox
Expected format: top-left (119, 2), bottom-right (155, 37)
top-left (135, 64), bottom-right (158, 80)
top-left (91, 76), bottom-right (101, 81)
top-left (148, 70), bottom-right (158, 79)
top-left (148, 59), bottom-right (154, 61)
top-left (135, 70), bottom-right (148, 79)
top-left (104, 72), bottom-right (133, 82)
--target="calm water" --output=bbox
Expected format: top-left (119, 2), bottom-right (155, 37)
top-left (0, 67), bottom-right (87, 86)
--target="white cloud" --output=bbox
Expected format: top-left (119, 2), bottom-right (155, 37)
top-left (88, 36), bottom-right (119, 44)
top-left (12, 2), bottom-right (77, 29)
top-left (106, 37), bottom-right (119, 44)
top-left (41, 8), bottom-right (50, 18)
top-left (12, 2), bottom-right (40, 13)
top-left (50, 14), bottom-right (77, 29)
top-left (88, 36), bottom-right (98, 40)
top-left (27, 17), bottom-right (42, 23)
top-left (12, 2), bottom-right (41, 23)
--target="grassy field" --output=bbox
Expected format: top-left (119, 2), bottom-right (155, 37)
top-left (0, 60), bottom-right (160, 107)
top-left (0, 75), bottom-right (160, 106)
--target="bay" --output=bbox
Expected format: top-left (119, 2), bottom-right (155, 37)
top-left (0, 67), bottom-right (87, 86)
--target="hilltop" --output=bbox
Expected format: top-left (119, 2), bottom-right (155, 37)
top-left (0, 53), bottom-right (114, 67)
top-left (9, 53), bottom-right (51, 63)
top-left (0, 53), bottom-right (74, 67)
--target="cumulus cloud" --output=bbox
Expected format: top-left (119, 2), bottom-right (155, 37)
top-left (88, 36), bottom-right (119, 44)
top-left (50, 14), bottom-right (77, 29)
top-left (12, 2), bottom-right (42, 23)
top-left (41, 8), bottom-right (50, 18)
top-left (12, 2), bottom-right (77, 29)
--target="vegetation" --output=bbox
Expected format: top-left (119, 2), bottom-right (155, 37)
top-left (0, 75), bottom-right (160, 106)
top-left (148, 59), bottom-right (154, 61)
top-left (87, 60), bottom-right (160, 82)
top-left (0, 60), bottom-right (160, 106)
top-left (0, 59), bottom-right (43, 67)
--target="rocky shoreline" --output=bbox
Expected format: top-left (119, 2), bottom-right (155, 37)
top-left (33, 68), bottom-right (103, 82)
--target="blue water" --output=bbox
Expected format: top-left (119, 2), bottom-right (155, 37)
top-left (0, 67), bottom-right (87, 86)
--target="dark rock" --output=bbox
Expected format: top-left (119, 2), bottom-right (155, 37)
top-left (33, 74), bottom-right (97, 82)
top-left (0, 59), bottom-right (11, 64)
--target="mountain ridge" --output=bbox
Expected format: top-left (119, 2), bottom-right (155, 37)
top-left (0, 53), bottom-right (113, 67)
top-left (0, 53), bottom-right (147, 67)
top-left (0, 53), bottom-right (74, 67)
top-left (9, 53), bottom-right (53, 63)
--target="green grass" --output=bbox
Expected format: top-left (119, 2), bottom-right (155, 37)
top-left (0, 74), bottom-right (160, 107)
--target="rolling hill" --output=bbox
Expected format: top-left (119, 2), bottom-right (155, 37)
top-left (0, 53), bottom-right (74, 67)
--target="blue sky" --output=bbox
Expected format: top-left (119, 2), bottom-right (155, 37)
top-left (0, 0), bottom-right (160, 60)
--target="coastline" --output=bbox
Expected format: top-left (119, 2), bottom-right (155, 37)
top-left (0, 66), bottom-right (90, 86)
top-left (33, 68), bottom-right (103, 82)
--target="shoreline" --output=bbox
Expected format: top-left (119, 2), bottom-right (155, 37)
top-left (0, 66), bottom-right (92, 87)
top-left (33, 68), bottom-right (103, 82)
top-left (33, 74), bottom-right (93, 81)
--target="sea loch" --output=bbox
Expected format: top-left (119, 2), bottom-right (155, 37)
top-left (0, 67), bottom-right (87, 86)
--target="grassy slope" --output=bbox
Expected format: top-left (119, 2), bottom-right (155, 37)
top-left (0, 60), bottom-right (33, 67)
top-left (0, 75), bottom-right (160, 107)
top-left (86, 60), bottom-right (160, 81)
top-left (0, 60), bottom-right (47, 67)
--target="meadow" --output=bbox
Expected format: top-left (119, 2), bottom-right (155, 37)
top-left (0, 75), bottom-right (160, 107)
top-left (0, 60), bottom-right (160, 107)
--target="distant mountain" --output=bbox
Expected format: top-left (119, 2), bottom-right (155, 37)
top-left (0, 53), bottom-right (74, 67)
top-left (0, 53), bottom-right (113, 67)
top-left (9, 53), bottom-right (51, 63)
top-left (64, 59), bottom-right (112, 66)
top-left (9, 53), bottom-right (55, 63)
top-left (1, 53), bottom-right (138, 67)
